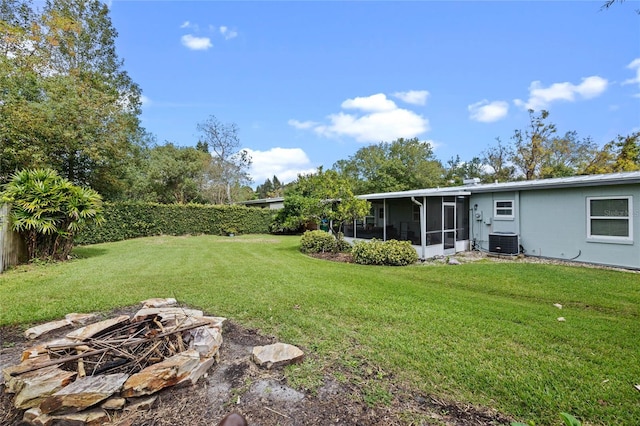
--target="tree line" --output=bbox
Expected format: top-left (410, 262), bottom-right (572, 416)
top-left (0, 0), bottom-right (251, 205)
top-left (2, 0), bottom-right (638, 211)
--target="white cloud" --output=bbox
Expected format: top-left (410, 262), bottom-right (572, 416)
top-left (341, 93), bottom-right (397, 112)
top-left (393, 90), bottom-right (430, 106)
top-left (288, 119), bottom-right (318, 129)
top-left (514, 76), bottom-right (608, 110)
top-left (219, 26), bottom-right (238, 40)
top-left (315, 108), bottom-right (429, 142)
top-left (245, 147), bottom-right (315, 184)
top-left (468, 100), bottom-right (509, 123)
top-left (181, 34), bottom-right (212, 51)
top-left (180, 21), bottom-right (191, 28)
top-left (623, 58), bottom-right (640, 97)
top-left (140, 95), bottom-right (151, 106)
top-left (291, 93), bottom-right (429, 143)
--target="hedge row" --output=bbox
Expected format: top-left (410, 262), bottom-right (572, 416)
top-left (351, 238), bottom-right (418, 266)
top-left (75, 202), bottom-right (274, 245)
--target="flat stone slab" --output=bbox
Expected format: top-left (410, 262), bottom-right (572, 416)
top-left (131, 307), bottom-right (204, 325)
top-left (40, 373), bottom-right (128, 414)
top-left (11, 366), bottom-right (77, 409)
top-left (141, 297), bottom-right (177, 308)
top-left (190, 325), bottom-right (223, 358)
top-left (66, 315), bottom-right (130, 341)
top-left (121, 349), bottom-right (201, 397)
top-left (65, 313), bottom-right (98, 325)
top-left (252, 343), bottom-right (304, 369)
top-left (24, 319), bottom-right (72, 340)
top-left (33, 407), bottom-right (108, 426)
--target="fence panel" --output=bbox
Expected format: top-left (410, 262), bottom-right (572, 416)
top-left (0, 204), bottom-right (26, 273)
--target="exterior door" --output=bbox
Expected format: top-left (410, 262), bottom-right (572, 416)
top-left (443, 203), bottom-right (456, 254)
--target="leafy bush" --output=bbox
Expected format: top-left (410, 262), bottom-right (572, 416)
top-left (1, 168), bottom-right (103, 260)
top-left (300, 230), bottom-right (338, 254)
top-left (75, 202), bottom-right (273, 244)
top-left (336, 232), bottom-right (352, 252)
top-left (352, 239), bottom-right (418, 266)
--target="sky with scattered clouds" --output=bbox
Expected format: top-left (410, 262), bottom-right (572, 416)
top-left (108, 1), bottom-right (640, 186)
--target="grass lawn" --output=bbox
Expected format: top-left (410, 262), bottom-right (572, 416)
top-left (1, 235), bottom-right (638, 425)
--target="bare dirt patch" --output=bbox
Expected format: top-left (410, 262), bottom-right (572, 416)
top-left (1, 306), bottom-right (511, 426)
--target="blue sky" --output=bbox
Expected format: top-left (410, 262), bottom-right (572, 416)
top-left (107, 1), bottom-right (640, 186)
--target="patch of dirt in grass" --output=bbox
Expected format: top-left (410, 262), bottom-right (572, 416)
top-left (1, 307), bottom-right (511, 426)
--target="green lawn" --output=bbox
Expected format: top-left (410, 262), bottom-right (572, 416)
top-left (1, 235), bottom-right (638, 425)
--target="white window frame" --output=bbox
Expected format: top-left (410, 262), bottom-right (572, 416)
top-left (494, 200), bottom-right (514, 220)
top-left (587, 196), bottom-right (633, 243)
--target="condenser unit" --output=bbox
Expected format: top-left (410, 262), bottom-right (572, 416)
top-left (488, 233), bottom-right (519, 255)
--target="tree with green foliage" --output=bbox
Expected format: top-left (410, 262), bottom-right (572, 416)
top-left (511, 110), bottom-right (557, 180)
top-left (483, 110), bottom-right (601, 181)
top-left (443, 155), bottom-right (487, 185)
top-left (273, 168), bottom-right (370, 233)
top-left (0, 0), bottom-right (143, 199)
top-left (482, 137), bottom-right (516, 183)
top-left (333, 137), bottom-right (444, 194)
top-left (583, 132), bottom-right (640, 174)
top-left (1, 168), bottom-right (103, 261)
top-left (136, 143), bottom-right (210, 204)
top-left (255, 175), bottom-right (284, 199)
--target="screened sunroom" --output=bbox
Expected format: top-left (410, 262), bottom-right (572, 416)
top-left (344, 188), bottom-right (471, 259)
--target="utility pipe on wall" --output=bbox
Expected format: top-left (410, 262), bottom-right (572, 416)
top-left (411, 197), bottom-right (426, 259)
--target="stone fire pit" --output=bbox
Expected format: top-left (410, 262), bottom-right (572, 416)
top-left (2, 298), bottom-right (224, 425)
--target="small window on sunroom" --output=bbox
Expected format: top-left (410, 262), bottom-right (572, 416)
top-left (494, 200), bottom-right (514, 219)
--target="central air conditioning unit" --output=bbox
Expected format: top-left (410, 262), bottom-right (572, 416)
top-left (489, 233), bottom-right (519, 255)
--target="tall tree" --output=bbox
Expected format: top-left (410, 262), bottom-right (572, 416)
top-left (333, 137), bottom-right (444, 194)
top-left (197, 115), bottom-right (252, 204)
top-left (443, 155), bottom-right (487, 185)
top-left (485, 110), bottom-right (597, 181)
top-left (255, 175), bottom-right (284, 198)
top-left (125, 142), bottom-right (209, 204)
top-left (583, 132), bottom-right (640, 174)
top-left (482, 137), bottom-right (516, 182)
top-left (511, 110), bottom-right (556, 180)
top-left (0, 0), bottom-right (143, 198)
top-left (539, 132), bottom-right (598, 178)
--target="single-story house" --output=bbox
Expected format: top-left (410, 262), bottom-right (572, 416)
top-left (238, 197), bottom-right (284, 210)
top-left (345, 171), bottom-right (640, 269)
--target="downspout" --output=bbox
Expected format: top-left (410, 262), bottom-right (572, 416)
top-left (411, 197), bottom-right (426, 260)
top-left (515, 190), bottom-right (520, 247)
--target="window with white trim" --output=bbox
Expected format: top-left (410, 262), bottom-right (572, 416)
top-left (587, 196), bottom-right (633, 242)
top-left (494, 200), bottom-right (514, 219)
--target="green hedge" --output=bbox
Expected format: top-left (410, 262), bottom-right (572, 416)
top-left (75, 202), bottom-right (274, 245)
top-left (351, 239), bottom-right (418, 266)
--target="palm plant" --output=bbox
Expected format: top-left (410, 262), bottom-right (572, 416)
top-left (1, 168), bottom-right (104, 260)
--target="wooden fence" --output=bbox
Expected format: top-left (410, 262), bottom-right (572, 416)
top-left (0, 204), bottom-right (27, 273)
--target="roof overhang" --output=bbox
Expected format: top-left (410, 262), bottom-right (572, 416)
top-left (359, 189), bottom-right (471, 200)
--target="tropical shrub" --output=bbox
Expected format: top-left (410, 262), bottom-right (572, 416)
top-left (352, 239), bottom-right (418, 266)
top-left (300, 230), bottom-right (338, 254)
top-left (1, 169), bottom-right (104, 261)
